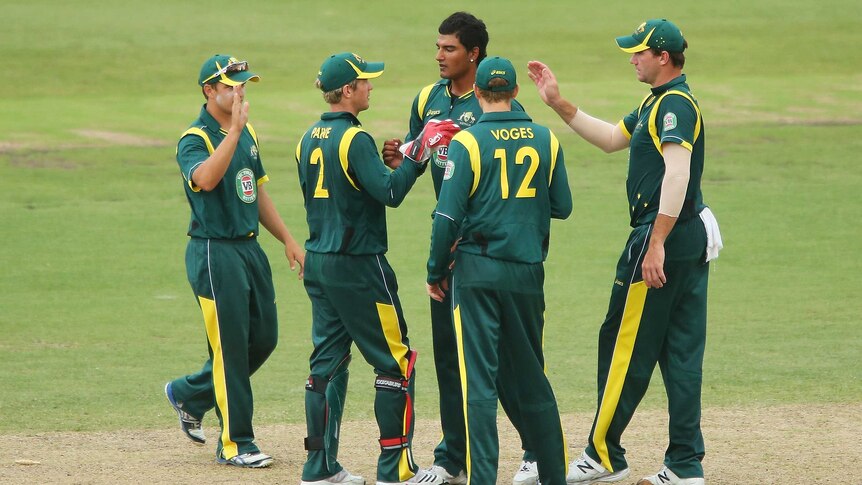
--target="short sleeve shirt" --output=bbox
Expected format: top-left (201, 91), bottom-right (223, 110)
top-left (176, 105), bottom-right (266, 239)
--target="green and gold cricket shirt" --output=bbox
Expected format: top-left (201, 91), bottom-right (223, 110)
top-left (296, 111), bottom-right (423, 255)
top-left (619, 74), bottom-right (705, 227)
top-left (176, 105), bottom-right (265, 239)
top-left (407, 79), bottom-right (525, 198)
top-left (427, 111), bottom-right (572, 283)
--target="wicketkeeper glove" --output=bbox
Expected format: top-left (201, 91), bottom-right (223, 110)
top-left (399, 119), bottom-right (461, 166)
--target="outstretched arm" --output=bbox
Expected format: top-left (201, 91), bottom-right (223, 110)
top-left (527, 61), bottom-right (629, 153)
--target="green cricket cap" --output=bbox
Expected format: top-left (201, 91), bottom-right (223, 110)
top-left (615, 19), bottom-right (686, 53)
top-left (317, 52), bottom-right (384, 92)
top-left (475, 56), bottom-right (517, 92)
top-left (198, 54), bottom-right (260, 86)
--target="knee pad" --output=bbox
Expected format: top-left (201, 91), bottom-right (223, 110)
top-left (304, 354), bottom-right (351, 454)
top-left (373, 350), bottom-right (418, 453)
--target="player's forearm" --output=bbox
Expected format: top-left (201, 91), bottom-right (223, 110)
top-left (568, 110), bottom-right (629, 153)
top-left (191, 130), bottom-right (241, 191)
top-left (257, 187), bottom-right (292, 244)
top-left (658, 143), bottom-right (691, 218)
top-left (426, 214), bottom-right (459, 283)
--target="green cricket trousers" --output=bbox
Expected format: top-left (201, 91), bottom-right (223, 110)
top-left (585, 217), bottom-right (709, 479)
top-left (452, 252), bottom-right (567, 485)
top-left (169, 237), bottom-right (278, 460)
top-left (301, 251), bottom-right (419, 483)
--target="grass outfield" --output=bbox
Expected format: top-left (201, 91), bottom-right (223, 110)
top-left (1, 0), bottom-right (860, 434)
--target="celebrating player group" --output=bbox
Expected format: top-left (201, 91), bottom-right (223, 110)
top-left (165, 10), bottom-right (721, 485)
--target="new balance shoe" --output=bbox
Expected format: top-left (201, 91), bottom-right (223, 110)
top-left (566, 452), bottom-right (629, 484)
top-left (301, 468), bottom-right (366, 484)
top-left (637, 466), bottom-right (704, 485)
top-left (216, 451), bottom-right (273, 468)
top-left (513, 460), bottom-right (539, 485)
top-left (164, 382), bottom-right (205, 445)
top-left (377, 468), bottom-right (445, 484)
top-left (425, 465), bottom-right (467, 485)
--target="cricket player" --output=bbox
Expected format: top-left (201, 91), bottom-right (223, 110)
top-left (528, 18), bottom-right (722, 485)
top-left (382, 13), bottom-right (538, 485)
top-left (426, 56), bottom-right (573, 485)
top-left (165, 54), bottom-right (305, 468)
top-left (296, 52), bottom-right (457, 485)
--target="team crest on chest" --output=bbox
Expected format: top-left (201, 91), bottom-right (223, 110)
top-left (457, 111), bottom-right (476, 126)
top-left (250, 145), bottom-right (259, 159)
top-left (236, 168), bottom-right (257, 203)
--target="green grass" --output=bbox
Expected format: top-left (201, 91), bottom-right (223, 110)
top-left (1, 0), bottom-right (860, 433)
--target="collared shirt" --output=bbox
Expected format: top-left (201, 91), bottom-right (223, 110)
top-left (427, 111), bottom-right (572, 283)
top-left (176, 105), bottom-right (265, 239)
top-left (618, 75), bottom-right (705, 226)
top-left (407, 79), bottom-right (525, 198)
top-left (296, 111), bottom-right (423, 255)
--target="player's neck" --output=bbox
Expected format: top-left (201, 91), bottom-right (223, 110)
top-left (449, 73), bottom-right (476, 97)
top-left (206, 103), bottom-right (233, 130)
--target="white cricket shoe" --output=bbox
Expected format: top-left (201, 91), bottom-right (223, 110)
top-left (301, 468), bottom-right (366, 485)
top-left (513, 460), bottom-right (539, 485)
top-left (566, 452), bottom-right (629, 484)
top-left (377, 467), bottom-right (445, 484)
top-left (636, 466), bottom-right (704, 485)
top-left (425, 465), bottom-right (467, 485)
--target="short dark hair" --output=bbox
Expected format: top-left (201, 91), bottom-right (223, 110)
top-left (650, 39), bottom-right (687, 68)
top-left (439, 12), bottom-right (488, 63)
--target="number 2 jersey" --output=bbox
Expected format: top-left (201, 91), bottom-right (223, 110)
top-left (295, 111), bottom-right (424, 255)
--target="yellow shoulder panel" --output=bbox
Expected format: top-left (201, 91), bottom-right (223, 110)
top-left (338, 127), bottom-right (364, 191)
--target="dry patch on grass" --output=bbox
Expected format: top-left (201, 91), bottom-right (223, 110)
top-left (1, 403), bottom-right (859, 484)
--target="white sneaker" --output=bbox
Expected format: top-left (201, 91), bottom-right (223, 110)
top-left (425, 465), bottom-right (467, 485)
top-left (513, 460), bottom-right (539, 485)
top-left (566, 452), bottom-right (629, 484)
top-left (301, 469), bottom-right (366, 485)
top-left (377, 468), bottom-right (445, 484)
top-left (636, 466), bottom-right (704, 485)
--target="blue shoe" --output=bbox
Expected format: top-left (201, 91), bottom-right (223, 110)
top-left (164, 382), bottom-right (205, 445)
top-left (216, 451), bottom-right (273, 468)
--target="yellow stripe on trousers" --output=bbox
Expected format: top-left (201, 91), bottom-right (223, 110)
top-left (376, 302), bottom-right (413, 481)
top-left (452, 304), bottom-right (472, 484)
top-left (593, 281), bottom-right (648, 472)
top-left (199, 296), bottom-right (237, 459)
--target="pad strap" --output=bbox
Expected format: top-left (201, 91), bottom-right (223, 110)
top-left (304, 436), bottom-right (324, 450)
top-left (378, 435), bottom-right (409, 451)
top-left (305, 375), bottom-right (328, 394)
top-left (374, 375), bottom-right (409, 393)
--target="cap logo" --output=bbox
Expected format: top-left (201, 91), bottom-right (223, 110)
top-left (490, 69), bottom-right (507, 75)
top-left (635, 22), bottom-right (646, 34)
top-left (352, 53), bottom-right (365, 63)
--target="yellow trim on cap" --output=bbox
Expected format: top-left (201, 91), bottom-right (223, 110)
top-left (346, 59), bottom-right (383, 80)
top-left (619, 27), bottom-right (655, 53)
